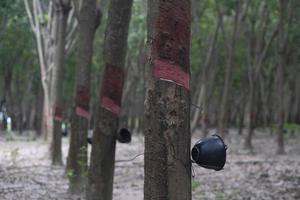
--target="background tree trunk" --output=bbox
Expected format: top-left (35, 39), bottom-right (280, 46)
top-left (242, 2), bottom-right (278, 151)
top-left (24, 0), bottom-right (77, 140)
top-left (66, 0), bottom-right (101, 193)
top-left (217, 2), bottom-right (241, 138)
top-left (275, 0), bottom-right (292, 154)
top-left (144, 0), bottom-right (192, 199)
top-left (291, 75), bottom-right (300, 123)
top-left (190, 19), bottom-right (219, 134)
top-left (86, 0), bottom-right (133, 199)
top-left (50, 0), bottom-right (71, 166)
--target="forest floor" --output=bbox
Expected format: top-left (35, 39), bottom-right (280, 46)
top-left (0, 129), bottom-right (299, 200)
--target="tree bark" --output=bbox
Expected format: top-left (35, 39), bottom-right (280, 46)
top-left (291, 74), bottom-right (300, 123)
top-left (144, 0), bottom-right (191, 200)
top-left (244, 72), bottom-right (255, 150)
top-left (50, 0), bottom-right (71, 165)
top-left (66, 0), bottom-right (101, 193)
top-left (275, 0), bottom-right (292, 154)
top-left (86, 0), bottom-right (133, 199)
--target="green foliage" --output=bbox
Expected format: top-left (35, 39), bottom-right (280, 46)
top-left (215, 191), bottom-right (225, 200)
top-left (283, 123), bottom-right (300, 133)
top-left (78, 146), bottom-right (88, 178)
top-left (271, 123), bottom-right (300, 138)
top-left (191, 179), bottom-right (201, 191)
top-left (0, 0), bottom-right (38, 106)
top-left (226, 190), bottom-right (240, 200)
top-left (195, 191), bottom-right (205, 198)
top-left (191, 0), bottom-right (216, 73)
top-left (66, 169), bottom-right (75, 179)
top-left (10, 148), bottom-right (19, 157)
top-left (127, 0), bottom-right (146, 58)
top-left (10, 147), bottom-right (19, 163)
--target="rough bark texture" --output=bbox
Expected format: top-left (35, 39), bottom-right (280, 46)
top-left (275, 0), bottom-right (291, 155)
top-left (144, 0), bottom-right (191, 200)
top-left (66, 0), bottom-right (101, 193)
top-left (86, 0), bottom-right (133, 199)
top-left (50, 0), bottom-right (71, 165)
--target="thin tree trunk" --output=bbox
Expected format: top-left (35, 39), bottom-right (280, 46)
top-left (275, 0), bottom-right (293, 154)
top-left (201, 21), bottom-right (220, 136)
top-left (275, 59), bottom-right (285, 154)
top-left (291, 75), bottom-right (300, 123)
top-left (259, 73), bottom-right (269, 128)
top-left (191, 19), bottom-right (220, 134)
top-left (244, 73), bottom-right (255, 150)
top-left (237, 88), bottom-right (246, 135)
top-left (42, 88), bottom-right (52, 140)
top-left (24, 0), bottom-right (77, 140)
top-left (86, 0), bottom-right (133, 199)
top-left (50, 0), bottom-right (71, 165)
top-left (217, 3), bottom-right (240, 138)
top-left (66, 0), bottom-right (101, 193)
top-left (275, 0), bottom-right (292, 155)
top-left (144, 0), bottom-right (191, 200)
top-left (35, 84), bottom-right (44, 135)
top-left (191, 87), bottom-right (203, 132)
top-left (243, 3), bottom-right (278, 151)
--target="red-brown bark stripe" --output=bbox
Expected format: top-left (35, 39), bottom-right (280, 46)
top-left (54, 106), bottom-right (63, 122)
top-left (153, 59), bottom-right (189, 89)
top-left (151, 0), bottom-right (191, 89)
top-left (250, 112), bottom-right (256, 121)
top-left (76, 106), bottom-right (90, 119)
top-left (75, 85), bottom-right (90, 118)
top-left (100, 63), bottom-right (124, 115)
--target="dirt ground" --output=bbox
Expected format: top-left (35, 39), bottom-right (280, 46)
top-left (0, 130), bottom-right (299, 200)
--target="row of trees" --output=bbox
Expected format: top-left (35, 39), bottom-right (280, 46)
top-left (189, 0), bottom-right (300, 154)
top-left (22, 0), bottom-right (133, 199)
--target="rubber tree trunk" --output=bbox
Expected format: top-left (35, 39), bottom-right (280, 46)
top-left (275, 0), bottom-right (286, 155)
top-left (50, 0), bottom-right (71, 165)
top-left (86, 0), bottom-right (133, 199)
top-left (275, 0), bottom-right (292, 154)
top-left (242, 3), bottom-right (278, 151)
top-left (66, 0), bottom-right (101, 193)
top-left (291, 76), bottom-right (300, 123)
top-left (144, 0), bottom-right (191, 200)
top-left (244, 72), bottom-right (255, 150)
top-left (217, 4), bottom-right (239, 138)
top-left (275, 60), bottom-right (285, 154)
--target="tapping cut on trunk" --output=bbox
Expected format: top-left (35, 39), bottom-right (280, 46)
top-left (100, 64), bottom-right (125, 115)
top-left (75, 85), bottom-right (90, 119)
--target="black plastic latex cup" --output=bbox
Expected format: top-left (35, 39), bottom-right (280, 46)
top-left (116, 128), bottom-right (131, 143)
top-left (87, 136), bottom-right (93, 145)
top-left (87, 130), bottom-right (93, 145)
top-left (191, 134), bottom-right (227, 171)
